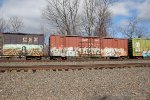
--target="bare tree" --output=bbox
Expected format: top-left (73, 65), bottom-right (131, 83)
top-left (0, 17), bottom-right (7, 33)
top-left (43, 0), bottom-right (80, 35)
top-left (120, 16), bottom-right (146, 39)
top-left (9, 16), bottom-right (24, 32)
top-left (95, 0), bottom-right (112, 37)
top-left (82, 0), bottom-right (113, 37)
top-left (82, 0), bottom-right (96, 36)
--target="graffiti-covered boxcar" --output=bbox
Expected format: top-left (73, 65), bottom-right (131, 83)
top-left (101, 38), bottom-right (128, 57)
top-left (129, 38), bottom-right (150, 58)
top-left (49, 35), bottom-right (80, 58)
top-left (0, 33), bottom-right (44, 59)
top-left (49, 35), bottom-right (128, 58)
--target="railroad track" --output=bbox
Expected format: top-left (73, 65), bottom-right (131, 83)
top-left (0, 60), bottom-right (150, 72)
top-left (0, 63), bottom-right (150, 73)
top-left (0, 58), bottom-right (150, 62)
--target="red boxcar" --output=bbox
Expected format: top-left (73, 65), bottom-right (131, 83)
top-left (100, 38), bottom-right (128, 57)
top-left (49, 35), bottom-right (128, 58)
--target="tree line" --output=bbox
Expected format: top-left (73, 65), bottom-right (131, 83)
top-left (42, 0), bottom-right (148, 38)
top-left (42, 0), bottom-right (113, 37)
top-left (0, 16), bottom-right (23, 33)
top-left (0, 0), bottom-right (149, 38)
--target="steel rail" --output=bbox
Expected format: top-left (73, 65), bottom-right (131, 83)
top-left (0, 63), bottom-right (150, 73)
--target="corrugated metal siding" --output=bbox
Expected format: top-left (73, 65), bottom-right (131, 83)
top-left (1, 33), bottom-right (44, 57)
top-left (132, 38), bottom-right (150, 57)
top-left (50, 35), bottom-right (128, 57)
top-left (101, 38), bottom-right (128, 57)
top-left (3, 33), bottom-right (44, 45)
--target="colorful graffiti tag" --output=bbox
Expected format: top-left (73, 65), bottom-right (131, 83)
top-left (3, 44), bottom-right (43, 56)
top-left (50, 47), bottom-right (127, 57)
top-left (102, 48), bottom-right (126, 57)
top-left (142, 50), bottom-right (150, 58)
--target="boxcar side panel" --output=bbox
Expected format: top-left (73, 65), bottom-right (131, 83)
top-left (50, 35), bottom-right (128, 58)
top-left (132, 38), bottom-right (150, 57)
top-left (101, 39), bottom-right (128, 57)
top-left (3, 33), bottom-right (44, 45)
top-left (50, 35), bottom-right (65, 57)
top-left (79, 37), bottom-right (101, 57)
top-left (65, 36), bottom-right (80, 57)
top-left (2, 33), bottom-right (44, 57)
top-left (50, 35), bottom-right (81, 57)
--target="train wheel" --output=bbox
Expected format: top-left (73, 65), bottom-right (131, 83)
top-left (36, 57), bottom-right (42, 60)
top-left (26, 57), bottom-right (31, 60)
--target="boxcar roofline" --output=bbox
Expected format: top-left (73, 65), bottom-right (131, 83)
top-left (50, 35), bottom-right (127, 39)
top-left (1, 32), bottom-right (44, 36)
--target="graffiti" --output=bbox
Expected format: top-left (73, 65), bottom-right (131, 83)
top-left (3, 44), bottom-right (43, 56)
top-left (65, 47), bottom-right (77, 57)
top-left (50, 47), bottom-right (102, 57)
top-left (142, 50), bottom-right (150, 58)
top-left (50, 47), bottom-right (62, 56)
top-left (79, 48), bottom-right (101, 55)
top-left (135, 42), bottom-right (141, 52)
top-left (21, 46), bottom-right (27, 55)
top-left (102, 48), bottom-right (126, 57)
top-left (50, 47), bottom-right (127, 57)
top-left (51, 47), bottom-right (128, 57)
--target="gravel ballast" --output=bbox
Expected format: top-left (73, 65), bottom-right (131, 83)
top-left (0, 67), bottom-right (150, 100)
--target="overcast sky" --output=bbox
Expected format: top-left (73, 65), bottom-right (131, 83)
top-left (0, 0), bottom-right (150, 36)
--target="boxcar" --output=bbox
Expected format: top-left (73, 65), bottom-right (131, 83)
top-left (100, 38), bottom-right (128, 57)
top-left (0, 34), bottom-right (3, 56)
top-left (49, 35), bottom-right (128, 58)
top-left (0, 33), bottom-right (44, 59)
top-left (129, 38), bottom-right (150, 58)
top-left (49, 35), bottom-right (80, 58)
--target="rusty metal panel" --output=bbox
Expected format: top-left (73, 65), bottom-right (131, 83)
top-left (50, 35), bottom-right (128, 57)
top-left (79, 37), bottom-right (101, 56)
top-left (50, 35), bottom-right (63, 56)
top-left (65, 36), bottom-right (79, 47)
top-left (101, 38), bottom-right (128, 57)
top-left (50, 35), bottom-right (64, 49)
top-left (64, 36), bottom-right (80, 57)
top-left (50, 35), bottom-right (81, 57)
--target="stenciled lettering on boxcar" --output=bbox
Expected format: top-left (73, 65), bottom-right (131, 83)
top-left (23, 37), bottom-right (28, 43)
top-left (22, 37), bottom-right (39, 44)
top-left (34, 37), bottom-right (38, 44)
top-left (28, 37), bottom-right (33, 44)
